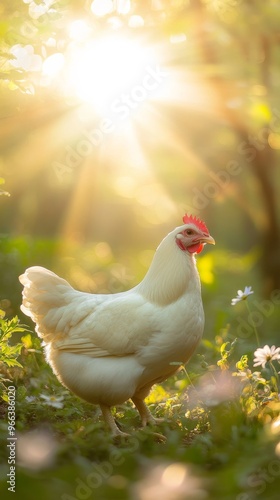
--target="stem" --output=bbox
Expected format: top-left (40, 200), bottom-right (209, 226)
top-left (245, 300), bottom-right (260, 347)
top-left (183, 368), bottom-right (195, 389)
top-left (269, 361), bottom-right (279, 394)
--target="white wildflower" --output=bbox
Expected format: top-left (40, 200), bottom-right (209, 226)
top-left (40, 394), bottom-right (64, 409)
top-left (253, 345), bottom-right (280, 369)
top-left (231, 286), bottom-right (254, 305)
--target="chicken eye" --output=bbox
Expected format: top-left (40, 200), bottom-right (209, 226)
top-left (185, 229), bottom-right (194, 235)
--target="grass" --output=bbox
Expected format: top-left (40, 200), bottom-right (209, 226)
top-left (1, 240), bottom-right (280, 499)
top-left (1, 315), bottom-right (280, 500)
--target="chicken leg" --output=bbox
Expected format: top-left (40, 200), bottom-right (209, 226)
top-left (132, 397), bottom-right (164, 427)
top-left (100, 405), bottom-right (129, 437)
top-left (101, 400), bottom-right (164, 438)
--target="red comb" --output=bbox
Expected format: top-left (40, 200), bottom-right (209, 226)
top-left (182, 214), bottom-right (209, 234)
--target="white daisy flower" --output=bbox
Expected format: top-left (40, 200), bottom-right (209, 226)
top-left (40, 394), bottom-right (64, 409)
top-left (253, 345), bottom-right (280, 369)
top-left (231, 286), bottom-right (254, 305)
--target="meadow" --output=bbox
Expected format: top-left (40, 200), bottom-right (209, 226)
top-left (1, 1), bottom-right (280, 498)
top-left (1, 236), bottom-right (280, 500)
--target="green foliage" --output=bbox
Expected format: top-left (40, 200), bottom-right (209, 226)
top-left (1, 0), bottom-right (280, 498)
top-left (0, 309), bottom-right (27, 401)
top-left (217, 338), bottom-right (237, 370)
top-left (0, 281), bottom-right (279, 500)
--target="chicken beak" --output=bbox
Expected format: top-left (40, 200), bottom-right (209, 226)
top-left (200, 234), bottom-right (215, 245)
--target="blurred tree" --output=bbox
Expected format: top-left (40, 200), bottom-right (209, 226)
top-left (187, 0), bottom-right (280, 295)
top-left (0, 0), bottom-right (279, 295)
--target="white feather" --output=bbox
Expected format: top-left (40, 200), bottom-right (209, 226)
top-left (19, 224), bottom-right (206, 411)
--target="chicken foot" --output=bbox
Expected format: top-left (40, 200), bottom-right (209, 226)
top-left (100, 400), bottom-right (165, 440)
top-left (132, 397), bottom-right (164, 427)
top-left (100, 404), bottom-right (130, 438)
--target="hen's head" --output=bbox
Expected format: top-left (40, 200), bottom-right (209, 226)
top-left (175, 214), bottom-right (215, 254)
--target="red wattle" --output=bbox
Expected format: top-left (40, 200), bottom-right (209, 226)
top-left (187, 243), bottom-right (204, 254)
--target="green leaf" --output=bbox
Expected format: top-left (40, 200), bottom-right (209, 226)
top-left (21, 333), bottom-right (33, 349)
top-left (17, 385), bottom-right (27, 401)
top-left (236, 355), bottom-right (248, 371)
top-left (3, 358), bottom-right (23, 368)
top-left (220, 342), bottom-right (230, 356)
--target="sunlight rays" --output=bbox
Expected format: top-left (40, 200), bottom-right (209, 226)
top-left (10, 14), bottom-right (224, 252)
top-left (42, 19), bottom-right (160, 116)
top-left (65, 35), bottom-right (157, 113)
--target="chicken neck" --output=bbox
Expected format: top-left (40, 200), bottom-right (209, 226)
top-left (136, 233), bottom-right (201, 306)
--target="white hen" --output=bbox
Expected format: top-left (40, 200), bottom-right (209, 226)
top-left (19, 214), bottom-right (215, 435)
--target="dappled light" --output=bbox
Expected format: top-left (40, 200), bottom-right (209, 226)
top-left (133, 461), bottom-right (206, 500)
top-left (17, 429), bottom-right (58, 470)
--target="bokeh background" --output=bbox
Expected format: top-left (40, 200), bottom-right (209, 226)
top-left (1, 0), bottom-right (279, 324)
top-left (1, 3), bottom-right (280, 499)
top-left (1, 2), bottom-right (280, 500)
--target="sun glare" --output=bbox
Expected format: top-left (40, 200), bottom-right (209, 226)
top-left (68, 20), bottom-right (91, 41)
top-left (90, 0), bottom-right (114, 17)
top-left (65, 35), bottom-right (157, 112)
top-left (42, 52), bottom-right (65, 77)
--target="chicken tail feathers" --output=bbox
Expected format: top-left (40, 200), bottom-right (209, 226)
top-left (19, 266), bottom-right (77, 342)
